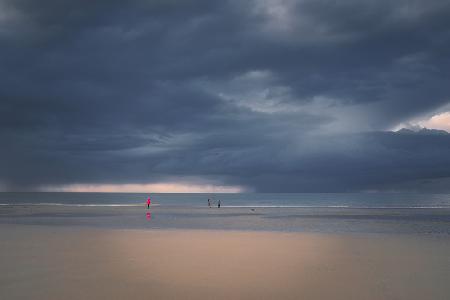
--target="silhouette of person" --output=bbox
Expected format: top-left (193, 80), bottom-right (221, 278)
top-left (208, 198), bottom-right (211, 207)
top-left (218, 200), bottom-right (221, 208)
top-left (147, 197), bottom-right (151, 209)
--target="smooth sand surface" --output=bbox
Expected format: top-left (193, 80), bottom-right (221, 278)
top-left (1, 225), bottom-right (449, 300)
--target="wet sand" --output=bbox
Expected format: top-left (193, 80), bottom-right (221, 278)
top-left (1, 224), bottom-right (449, 300)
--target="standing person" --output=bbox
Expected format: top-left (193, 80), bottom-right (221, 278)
top-left (218, 200), bottom-right (221, 208)
top-left (208, 198), bottom-right (211, 207)
top-left (147, 196), bottom-right (151, 209)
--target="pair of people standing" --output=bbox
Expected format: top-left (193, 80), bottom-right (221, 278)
top-left (207, 198), bottom-right (221, 208)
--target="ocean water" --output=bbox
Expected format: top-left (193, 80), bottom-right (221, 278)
top-left (1, 192), bottom-right (450, 208)
top-left (1, 192), bottom-right (450, 234)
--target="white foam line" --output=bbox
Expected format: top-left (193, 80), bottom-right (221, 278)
top-left (222, 205), bottom-right (449, 209)
top-left (0, 203), bottom-right (448, 209)
top-left (0, 203), bottom-right (160, 207)
top-left (222, 205), bottom-right (350, 208)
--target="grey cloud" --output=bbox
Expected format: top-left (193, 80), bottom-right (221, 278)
top-left (1, 0), bottom-right (450, 191)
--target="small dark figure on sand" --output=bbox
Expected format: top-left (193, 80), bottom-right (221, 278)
top-left (218, 200), bottom-right (221, 208)
top-left (208, 198), bottom-right (211, 207)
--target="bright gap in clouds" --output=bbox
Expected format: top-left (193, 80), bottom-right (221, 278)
top-left (417, 112), bottom-right (450, 132)
top-left (40, 183), bottom-right (245, 193)
top-left (394, 111), bottom-right (450, 132)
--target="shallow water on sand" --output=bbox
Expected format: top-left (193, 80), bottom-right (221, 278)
top-left (1, 204), bottom-right (449, 235)
top-left (1, 192), bottom-right (450, 208)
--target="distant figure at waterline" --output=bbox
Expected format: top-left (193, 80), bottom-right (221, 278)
top-left (147, 197), bottom-right (151, 209)
top-left (218, 200), bottom-right (221, 208)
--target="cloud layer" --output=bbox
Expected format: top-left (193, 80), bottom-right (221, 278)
top-left (1, 0), bottom-right (450, 192)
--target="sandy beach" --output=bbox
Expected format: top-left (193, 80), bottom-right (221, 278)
top-left (1, 224), bottom-right (449, 300)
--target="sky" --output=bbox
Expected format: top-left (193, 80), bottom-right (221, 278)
top-left (1, 0), bottom-right (450, 193)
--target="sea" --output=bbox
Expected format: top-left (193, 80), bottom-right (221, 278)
top-left (1, 193), bottom-right (450, 235)
top-left (1, 192), bottom-right (450, 208)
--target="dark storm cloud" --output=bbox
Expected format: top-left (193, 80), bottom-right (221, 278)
top-left (1, 0), bottom-right (450, 191)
